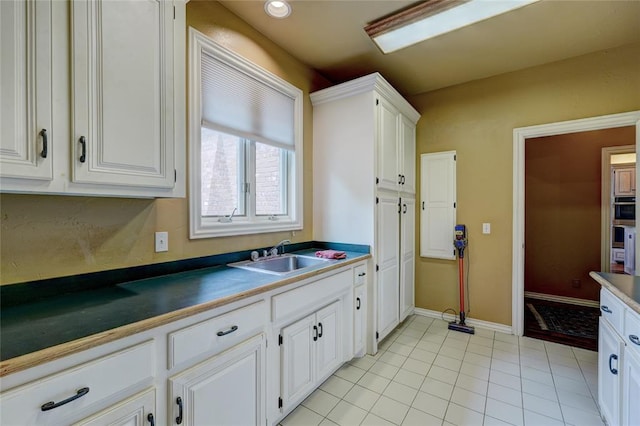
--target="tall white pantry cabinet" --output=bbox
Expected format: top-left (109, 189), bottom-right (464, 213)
top-left (311, 73), bottom-right (420, 350)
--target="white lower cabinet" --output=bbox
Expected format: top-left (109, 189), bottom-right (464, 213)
top-left (598, 317), bottom-right (623, 426)
top-left (598, 287), bottom-right (640, 426)
top-left (354, 283), bottom-right (367, 357)
top-left (169, 334), bottom-right (266, 426)
top-left (400, 196), bottom-right (415, 322)
top-left (74, 388), bottom-right (156, 426)
top-left (622, 347), bottom-right (640, 426)
top-left (376, 191), bottom-right (400, 340)
top-left (0, 341), bottom-right (155, 426)
top-left (280, 300), bottom-right (342, 412)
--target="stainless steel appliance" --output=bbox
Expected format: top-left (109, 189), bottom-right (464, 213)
top-left (614, 196), bottom-right (636, 221)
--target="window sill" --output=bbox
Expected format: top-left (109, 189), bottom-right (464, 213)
top-left (189, 218), bottom-right (302, 239)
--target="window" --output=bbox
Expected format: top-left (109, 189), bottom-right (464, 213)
top-left (189, 29), bottom-right (303, 238)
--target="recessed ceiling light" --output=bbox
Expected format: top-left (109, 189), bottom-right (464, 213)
top-left (264, 0), bottom-right (292, 19)
top-left (366, 0), bottom-right (539, 54)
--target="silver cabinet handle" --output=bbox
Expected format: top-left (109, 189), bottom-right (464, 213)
top-left (630, 335), bottom-right (640, 346)
top-left (601, 305), bottom-right (612, 314)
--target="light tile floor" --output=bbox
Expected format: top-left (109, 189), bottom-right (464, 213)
top-left (279, 315), bottom-right (603, 426)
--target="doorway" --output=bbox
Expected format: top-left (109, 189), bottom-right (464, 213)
top-left (511, 110), bottom-right (640, 336)
top-left (602, 145), bottom-right (636, 275)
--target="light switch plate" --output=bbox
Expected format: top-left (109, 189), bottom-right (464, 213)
top-left (155, 231), bottom-right (168, 252)
top-left (482, 223), bottom-right (491, 234)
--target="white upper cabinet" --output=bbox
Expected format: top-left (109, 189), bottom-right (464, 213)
top-left (71, 0), bottom-right (175, 190)
top-left (0, 0), bottom-right (53, 180)
top-left (400, 116), bottom-right (416, 194)
top-left (376, 96), bottom-right (416, 194)
top-left (0, 0), bottom-right (185, 198)
top-left (376, 97), bottom-right (400, 192)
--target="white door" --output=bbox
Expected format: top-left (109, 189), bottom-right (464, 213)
top-left (376, 192), bottom-right (400, 341)
top-left (399, 116), bottom-right (416, 194)
top-left (599, 318), bottom-right (623, 426)
top-left (353, 284), bottom-right (366, 357)
top-left (280, 314), bottom-right (316, 410)
top-left (316, 301), bottom-right (342, 382)
top-left (376, 96), bottom-right (400, 192)
top-left (623, 348), bottom-right (640, 426)
top-left (74, 388), bottom-right (155, 426)
top-left (400, 197), bottom-right (415, 322)
top-left (71, 0), bottom-right (175, 189)
top-left (0, 0), bottom-right (53, 180)
top-left (170, 334), bottom-right (266, 426)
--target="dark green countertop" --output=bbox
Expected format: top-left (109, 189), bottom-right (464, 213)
top-left (0, 244), bottom-right (369, 372)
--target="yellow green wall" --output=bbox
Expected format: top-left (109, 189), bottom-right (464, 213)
top-left (0, 1), bottom-right (330, 285)
top-left (410, 42), bottom-right (640, 326)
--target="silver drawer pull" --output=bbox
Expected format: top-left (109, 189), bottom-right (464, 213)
top-left (630, 335), bottom-right (640, 346)
top-left (601, 305), bottom-right (612, 314)
top-left (217, 325), bottom-right (238, 336)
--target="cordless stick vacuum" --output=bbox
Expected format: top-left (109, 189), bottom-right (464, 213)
top-left (448, 224), bottom-right (475, 334)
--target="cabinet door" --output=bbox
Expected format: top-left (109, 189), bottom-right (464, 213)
top-left (599, 317), bottom-right (623, 426)
top-left (71, 0), bottom-right (175, 189)
top-left (615, 167), bottom-right (636, 196)
top-left (376, 96), bottom-right (400, 192)
top-left (400, 197), bottom-right (415, 322)
top-left (623, 348), bottom-right (640, 426)
top-left (169, 334), bottom-right (266, 426)
top-left (74, 388), bottom-right (155, 426)
top-left (399, 115), bottom-right (416, 194)
top-left (280, 314), bottom-right (316, 410)
top-left (316, 301), bottom-right (342, 382)
top-left (0, 0), bottom-right (53, 180)
top-left (354, 284), bottom-right (366, 357)
top-left (376, 192), bottom-right (400, 340)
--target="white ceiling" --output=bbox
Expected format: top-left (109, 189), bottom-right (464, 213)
top-left (219, 0), bottom-right (640, 96)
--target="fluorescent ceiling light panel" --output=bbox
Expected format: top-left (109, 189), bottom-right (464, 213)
top-left (368, 0), bottom-right (539, 54)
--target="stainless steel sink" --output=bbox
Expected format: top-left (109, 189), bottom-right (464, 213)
top-left (228, 254), bottom-right (332, 275)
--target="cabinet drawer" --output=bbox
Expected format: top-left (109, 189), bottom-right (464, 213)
top-left (0, 341), bottom-right (154, 426)
top-left (612, 248), bottom-right (625, 263)
top-left (168, 301), bottom-right (266, 369)
top-left (625, 309), bottom-right (640, 353)
top-left (601, 288), bottom-right (625, 335)
top-left (272, 270), bottom-right (351, 324)
top-left (354, 264), bottom-right (367, 285)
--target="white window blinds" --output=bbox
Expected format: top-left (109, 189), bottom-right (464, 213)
top-left (201, 51), bottom-right (296, 151)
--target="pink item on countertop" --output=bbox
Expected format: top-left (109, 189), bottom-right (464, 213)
top-left (315, 249), bottom-right (347, 259)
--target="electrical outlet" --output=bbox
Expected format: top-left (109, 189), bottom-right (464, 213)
top-left (155, 231), bottom-right (168, 252)
top-left (482, 223), bottom-right (491, 234)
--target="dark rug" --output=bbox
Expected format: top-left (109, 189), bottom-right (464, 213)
top-left (526, 302), bottom-right (599, 340)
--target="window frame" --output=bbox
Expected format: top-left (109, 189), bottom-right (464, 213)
top-left (189, 29), bottom-right (303, 238)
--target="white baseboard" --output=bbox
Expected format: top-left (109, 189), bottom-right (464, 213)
top-left (524, 291), bottom-right (599, 308)
top-left (413, 308), bottom-right (513, 335)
